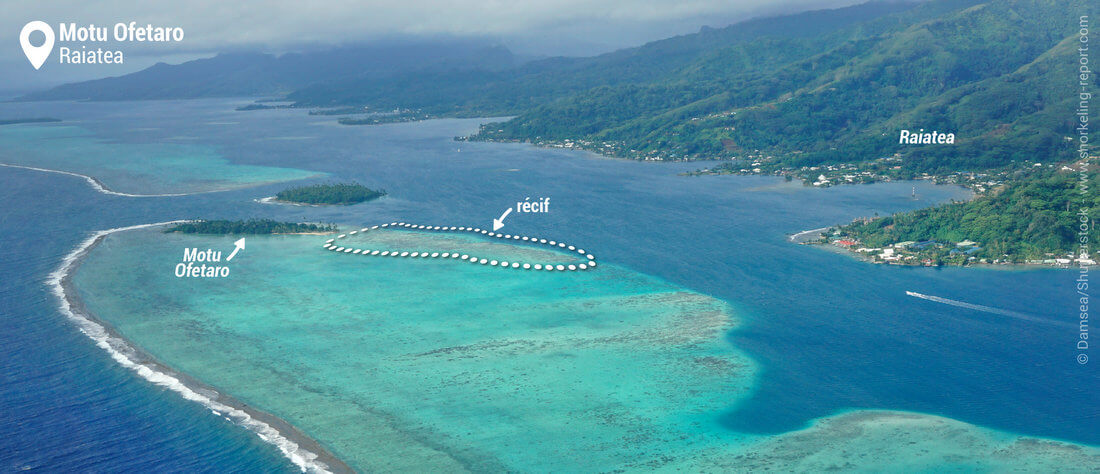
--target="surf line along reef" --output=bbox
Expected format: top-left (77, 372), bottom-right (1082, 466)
top-left (323, 222), bottom-right (597, 271)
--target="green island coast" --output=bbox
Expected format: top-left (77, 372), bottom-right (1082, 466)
top-left (337, 110), bottom-right (432, 125)
top-left (272, 182), bottom-right (387, 205)
top-left (69, 226), bottom-right (1100, 471)
top-left (811, 170), bottom-right (1099, 266)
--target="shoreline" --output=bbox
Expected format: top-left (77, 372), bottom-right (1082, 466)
top-left (50, 221), bottom-right (352, 474)
top-left (255, 196), bottom-right (381, 207)
top-left (469, 135), bottom-right (989, 197)
top-left (256, 196), bottom-right (332, 207)
top-left (795, 231), bottom-right (1071, 270)
top-left (788, 227), bottom-right (829, 244)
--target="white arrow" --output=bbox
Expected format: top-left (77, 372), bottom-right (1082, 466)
top-left (493, 207), bottom-right (513, 231)
top-left (226, 238), bottom-right (246, 261)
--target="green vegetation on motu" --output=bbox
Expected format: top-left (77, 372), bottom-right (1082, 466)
top-left (165, 219), bottom-right (336, 235)
top-left (235, 104), bottom-right (294, 111)
top-left (308, 106), bottom-right (368, 116)
top-left (0, 117), bottom-right (61, 125)
top-left (832, 169), bottom-right (1100, 265)
top-left (275, 182), bottom-right (386, 205)
top-left (337, 111), bottom-right (432, 125)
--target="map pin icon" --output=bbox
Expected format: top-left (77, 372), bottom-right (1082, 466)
top-left (20, 21), bottom-right (54, 70)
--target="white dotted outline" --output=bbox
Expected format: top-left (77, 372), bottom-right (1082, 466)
top-left (321, 222), bottom-right (597, 272)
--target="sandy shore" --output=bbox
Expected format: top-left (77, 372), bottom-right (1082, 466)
top-left (51, 222), bottom-right (352, 474)
top-left (255, 196), bottom-right (363, 207)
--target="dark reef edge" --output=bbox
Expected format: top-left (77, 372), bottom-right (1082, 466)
top-left (55, 223), bottom-right (353, 474)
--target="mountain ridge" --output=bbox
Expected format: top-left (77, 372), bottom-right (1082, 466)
top-left (16, 40), bottom-right (517, 101)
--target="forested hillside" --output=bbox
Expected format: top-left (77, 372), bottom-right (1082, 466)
top-left (472, 0), bottom-right (1091, 175)
top-left (286, 1), bottom-right (928, 113)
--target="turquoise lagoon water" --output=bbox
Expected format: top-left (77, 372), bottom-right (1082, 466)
top-left (75, 229), bottom-right (754, 471)
top-left (73, 229), bottom-right (1100, 471)
top-left (1, 98), bottom-right (1096, 471)
top-left (0, 123), bottom-right (318, 194)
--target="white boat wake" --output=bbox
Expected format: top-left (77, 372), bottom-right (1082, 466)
top-left (905, 291), bottom-right (1067, 327)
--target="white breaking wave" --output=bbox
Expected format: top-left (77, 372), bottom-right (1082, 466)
top-left (0, 163), bottom-right (222, 197)
top-left (789, 227), bottom-right (829, 242)
top-left (49, 221), bottom-right (333, 473)
top-left (905, 291), bottom-right (1066, 327)
top-left (254, 196), bottom-right (319, 207)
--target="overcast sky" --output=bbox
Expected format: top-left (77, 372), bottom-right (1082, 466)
top-left (2, 0), bottom-right (863, 93)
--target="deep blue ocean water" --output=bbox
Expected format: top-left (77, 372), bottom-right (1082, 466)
top-left (0, 169), bottom-right (295, 472)
top-left (1, 99), bottom-right (1095, 471)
